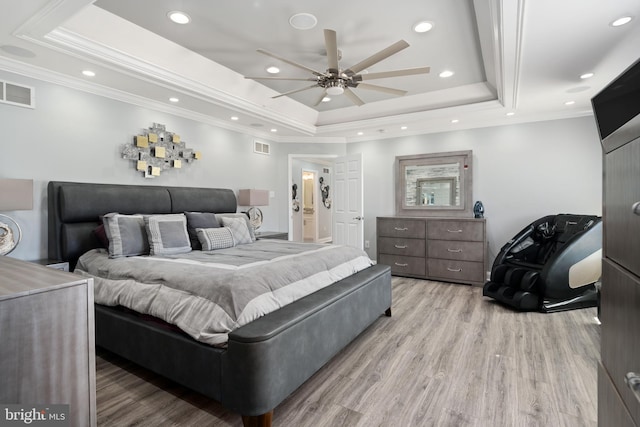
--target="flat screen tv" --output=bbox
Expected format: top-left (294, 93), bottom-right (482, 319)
top-left (591, 58), bottom-right (640, 144)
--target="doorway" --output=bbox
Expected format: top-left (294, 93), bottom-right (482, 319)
top-left (302, 170), bottom-right (317, 242)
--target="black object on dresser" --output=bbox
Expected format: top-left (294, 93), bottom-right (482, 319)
top-left (593, 57), bottom-right (640, 426)
top-left (377, 216), bottom-right (487, 286)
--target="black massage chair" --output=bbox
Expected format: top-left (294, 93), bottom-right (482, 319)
top-left (483, 214), bottom-right (602, 312)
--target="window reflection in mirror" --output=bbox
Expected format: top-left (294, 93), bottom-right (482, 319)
top-left (395, 150), bottom-right (473, 217)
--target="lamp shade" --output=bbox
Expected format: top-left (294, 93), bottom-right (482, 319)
top-left (238, 189), bottom-right (269, 207)
top-left (0, 179), bottom-right (33, 211)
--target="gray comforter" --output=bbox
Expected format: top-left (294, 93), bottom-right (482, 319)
top-left (75, 240), bottom-right (372, 345)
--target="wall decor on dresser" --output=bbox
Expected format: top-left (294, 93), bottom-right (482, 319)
top-left (592, 57), bottom-right (640, 427)
top-left (121, 123), bottom-right (201, 178)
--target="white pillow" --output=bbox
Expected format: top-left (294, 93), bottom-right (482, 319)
top-left (220, 216), bottom-right (253, 244)
top-left (197, 227), bottom-right (235, 250)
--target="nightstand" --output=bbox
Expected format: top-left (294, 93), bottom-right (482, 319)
top-left (255, 231), bottom-right (289, 240)
top-left (32, 259), bottom-right (70, 271)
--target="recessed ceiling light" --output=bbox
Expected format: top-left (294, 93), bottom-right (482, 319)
top-left (451, 119), bottom-right (459, 123)
top-left (289, 13), bottom-right (317, 30)
top-left (322, 97), bottom-right (331, 103)
top-left (439, 70), bottom-right (454, 78)
top-left (169, 97), bottom-right (179, 103)
top-left (231, 116), bottom-right (239, 121)
top-left (413, 21), bottom-right (434, 33)
top-left (266, 66), bottom-right (280, 74)
top-left (168, 11), bottom-right (191, 24)
top-left (611, 16), bottom-right (633, 27)
top-left (270, 128), bottom-right (277, 133)
top-left (506, 112), bottom-right (515, 116)
top-left (580, 72), bottom-right (594, 79)
top-left (82, 70), bottom-right (95, 77)
top-left (564, 100), bottom-right (576, 106)
top-left (401, 126), bottom-right (408, 130)
top-left (357, 131), bottom-right (364, 136)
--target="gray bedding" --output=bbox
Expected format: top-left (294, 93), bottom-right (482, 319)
top-left (75, 240), bottom-right (372, 346)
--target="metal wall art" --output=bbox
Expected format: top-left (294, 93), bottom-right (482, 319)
top-left (292, 183), bottom-right (300, 212)
top-left (122, 123), bottom-right (201, 178)
top-left (319, 177), bottom-right (331, 209)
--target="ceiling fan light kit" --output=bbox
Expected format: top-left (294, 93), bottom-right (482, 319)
top-left (246, 29), bottom-right (430, 106)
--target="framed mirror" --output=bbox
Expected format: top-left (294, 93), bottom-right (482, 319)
top-left (395, 150), bottom-right (473, 217)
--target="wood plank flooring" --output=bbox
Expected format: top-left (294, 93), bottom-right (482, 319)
top-left (96, 277), bottom-right (600, 426)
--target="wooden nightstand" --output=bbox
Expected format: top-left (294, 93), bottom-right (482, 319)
top-left (255, 231), bottom-right (289, 240)
top-left (32, 259), bottom-right (70, 271)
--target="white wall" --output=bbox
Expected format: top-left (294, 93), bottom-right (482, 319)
top-left (1, 69), bottom-right (603, 270)
top-left (348, 116), bottom-right (603, 264)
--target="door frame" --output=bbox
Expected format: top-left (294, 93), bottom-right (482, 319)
top-left (287, 154), bottom-right (338, 241)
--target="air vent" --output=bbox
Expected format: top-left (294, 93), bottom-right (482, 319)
top-left (323, 167), bottom-right (330, 174)
top-left (253, 140), bottom-right (271, 155)
top-left (0, 80), bottom-right (34, 108)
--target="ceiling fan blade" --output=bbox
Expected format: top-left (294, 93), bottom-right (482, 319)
top-left (313, 89), bottom-right (328, 106)
top-left (257, 49), bottom-right (326, 76)
top-left (245, 76), bottom-right (317, 81)
top-left (324, 29), bottom-right (339, 71)
top-left (272, 84), bottom-right (320, 99)
top-left (343, 87), bottom-right (365, 106)
top-left (360, 66), bottom-right (431, 80)
top-left (344, 40), bottom-right (409, 76)
top-left (356, 83), bottom-right (407, 96)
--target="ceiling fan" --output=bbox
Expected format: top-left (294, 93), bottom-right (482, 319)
top-left (245, 29), bottom-right (430, 106)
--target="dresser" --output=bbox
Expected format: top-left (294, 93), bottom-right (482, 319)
top-left (593, 58), bottom-right (640, 426)
top-left (377, 216), bottom-right (486, 286)
top-left (0, 256), bottom-right (96, 427)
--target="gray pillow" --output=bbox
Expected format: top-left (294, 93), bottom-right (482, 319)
top-left (216, 213), bottom-right (256, 241)
top-left (102, 213), bottom-right (149, 258)
top-left (220, 216), bottom-right (252, 244)
top-left (145, 214), bottom-right (192, 255)
top-left (197, 227), bottom-right (235, 250)
top-left (184, 212), bottom-right (219, 249)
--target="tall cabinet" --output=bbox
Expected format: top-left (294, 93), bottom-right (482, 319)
top-left (0, 256), bottom-right (96, 427)
top-left (594, 59), bottom-right (640, 426)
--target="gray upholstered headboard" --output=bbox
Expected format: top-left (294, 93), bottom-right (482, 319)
top-left (47, 181), bottom-right (237, 269)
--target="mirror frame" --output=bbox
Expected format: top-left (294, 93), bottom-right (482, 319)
top-left (395, 150), bottom-right (473, 217)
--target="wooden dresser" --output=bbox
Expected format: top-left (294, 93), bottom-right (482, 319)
top-left (0, 256), bottom-right (96, 427)
top-left (377, 216), bottom-right (487, 286)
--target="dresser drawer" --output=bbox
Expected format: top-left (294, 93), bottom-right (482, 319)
top-left (427, 220), bottom-right (484, 241)
top-left (428, 240), bottom-right (484, 262)
top-left (379, 254), bottom-right (426, 277)
top-left (377, 218), bottom-right (426, 238)
top-left (601, 259), bottom-right (640, 425)
top-left (378, 237), bottom-right (425, 257)
top-left (427, 259), bottom-right (484, 284)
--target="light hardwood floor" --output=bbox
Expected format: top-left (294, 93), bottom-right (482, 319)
top-left (96, 277), bottom-right (600, 426)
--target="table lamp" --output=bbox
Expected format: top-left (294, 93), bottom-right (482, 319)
top-left (0, 178), bottom-right (34, 255)
top-left (238, 189), bottom-right (269, 230)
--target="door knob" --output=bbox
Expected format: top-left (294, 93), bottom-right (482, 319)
top-left (353, 216), bottom-right (364, 220)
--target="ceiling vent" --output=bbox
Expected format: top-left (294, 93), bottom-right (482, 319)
top-left (0, 80), bottom-right (34, 108)
top-left (253, 140), bottom-right (271, 155)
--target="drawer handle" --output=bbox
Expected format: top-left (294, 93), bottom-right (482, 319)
top-left (447, 248), bottom-right (462, 253)
top-left (625, 372), bottom-right (640, 403)
top-left (447, 267), bottom-right (462, 272)
top-left (447, 229), bottom-right (463, 233)
top-left (633, 202), bottom-right (640, 216)
top-left (394, 262), bottom-right (409, 267)
top-left (394, 227), bottom-right (409, 231)
top-left (394, 244), bottom-right (407, 249)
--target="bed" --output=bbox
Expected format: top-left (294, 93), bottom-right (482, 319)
top-left (47, 181), bottom-right (392, 426)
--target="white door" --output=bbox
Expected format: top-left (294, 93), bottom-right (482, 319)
top-left (332, 153), bottom-right (363, 249)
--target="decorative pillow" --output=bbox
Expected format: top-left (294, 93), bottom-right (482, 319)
top-left (184, 212), bottom-right (220, 250)
top-left (197, 227), bottom-right (235, 251)
top-left (220, 216), bottom-right (253, 244)
top-left (102, 213), bottom-right (149, 258)
top-left (144, 214), bottom-right (192, 255)
top-left (217, 213), bottom-right (256, 241)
